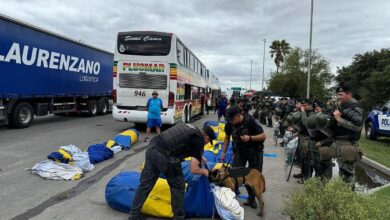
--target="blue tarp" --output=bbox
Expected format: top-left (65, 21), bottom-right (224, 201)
top-left (203, 120), bottom-right (219, 127)
top-left (184, 175), bottom-right (215, 218)
top-left (87, 143), bottom-right (114, 164)
top-left (47, 152), bottom-right (69, 164)
top-left (105, 171), bottom-right (140, 213)
top-left (113, 129), bottom-right (140, 150)
top-left (105, 171), bottom-right (216, 217)
top-left (203, 151), bottom-right (217, 163)
top-left (215, 142), bottom-right (234, 164)
top-left (181, 161), bottom-right (217, 183)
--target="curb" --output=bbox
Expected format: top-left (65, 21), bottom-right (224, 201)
top-left (361, 156), bottom-right (390, 176)
top-left (365, 183), bottom-right (390, 195)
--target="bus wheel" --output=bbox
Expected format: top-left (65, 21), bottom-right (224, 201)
top-left (184, 107), bottom-right (189, 123)
top-left (88, 100), bottom-right (98, 117)
top-left (188, 106), bottom-right (192, 122)
top-left (11, 102), bottom-right (34, 128)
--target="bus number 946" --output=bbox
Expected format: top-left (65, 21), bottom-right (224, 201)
top-left (134, 91), bottom-right (146, 96)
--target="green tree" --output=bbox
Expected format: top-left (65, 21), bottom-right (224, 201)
top-left (268, 47), bottom-right (333, 100)
top-left (336, 49), bottom-right (390, 111)
top-left (269, 40), bottom-right (291, 74)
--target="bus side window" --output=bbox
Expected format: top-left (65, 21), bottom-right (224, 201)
top-left (190, 53), bottom-right (194, 71)
top-left (191, 86), bottom-right (200, 100)
top-left (177, 41), bottom-right (184, 65)
top-left (186, 50), bottom-right (190, 68)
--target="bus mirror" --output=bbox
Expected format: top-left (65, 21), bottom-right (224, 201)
top-left (382, 106), bottom-right (389, 112)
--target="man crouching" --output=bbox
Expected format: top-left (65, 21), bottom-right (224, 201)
top-left (129, 124), bottom-right (216, 220)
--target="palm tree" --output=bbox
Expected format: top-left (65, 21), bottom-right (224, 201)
top-left (270, 40), bottom-right (291, 74)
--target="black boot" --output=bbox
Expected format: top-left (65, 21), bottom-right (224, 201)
top-left (293, 173), bottom-right (302, 179)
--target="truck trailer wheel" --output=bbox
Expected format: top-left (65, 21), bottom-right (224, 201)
top-left (11, 102), bottom-right (34, 128)
top-left (365, 122), bottom-right (377, 140)
top-left (88, 100), bottom-right (98, 117)
top-left (98, 98), bottom-right (109, 115)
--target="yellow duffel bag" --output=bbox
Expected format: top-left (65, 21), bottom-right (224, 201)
top-left (204, 140), bottom-right (219, 154)
top-left (217, 131), bottom-right (226, 142)
top-left (141, 178), bottom-right (174, 218)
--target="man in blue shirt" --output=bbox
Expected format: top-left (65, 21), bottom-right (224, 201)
top-left (218, 94), bottom-right (228, 121)
top-left (145, 91), bottom-right (163, 142)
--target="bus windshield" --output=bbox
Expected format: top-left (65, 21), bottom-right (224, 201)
top-left (117, 33), bottom-right (172, 56)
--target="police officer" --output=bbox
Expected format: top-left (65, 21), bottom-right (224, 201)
top-left (279, 98), bottom-right (293, 140)
top-left (259, 95), bottom-right (267, 125)
top-left (293, 99), bottom-right (315, 182)
top-left (307, 102), bottom-right (335, 180)
top-left (333, 82), bottom-right (363, 185)
top-left (253, 95), bottom-right (261, 120)
top-left (264, 96), bottom-right (274, 127)
top-left (129, 124), bottom-right (216, 220)
top-left (253, 95), bottom-right (264, 121)
top-left (221, 106), bottom-right (266, 208)
top-left (222, 105), bottom-right (246, 167)
top-left (237, 96), bottom-right (252, 114)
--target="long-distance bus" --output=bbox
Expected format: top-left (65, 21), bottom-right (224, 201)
top-left (207, 73), bottom-right (221, 109)
top-left (113, 31), bottom-right (216, 125)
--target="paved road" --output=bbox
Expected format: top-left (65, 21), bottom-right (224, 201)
top-left (0, 114), bottom-right (299, 220)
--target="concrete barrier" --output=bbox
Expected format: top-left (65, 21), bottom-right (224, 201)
top-left (361, 156), bottom-right (390, 176)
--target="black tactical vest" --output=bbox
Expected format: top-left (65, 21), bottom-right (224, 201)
top-left (232, 114), bottom-right (258, 148)
top-left (160, 123), bottom-right (202, 155)
top-left (334, 99), bottom-right (363, 142)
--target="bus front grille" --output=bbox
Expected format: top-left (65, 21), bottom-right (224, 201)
top-left (119, 73), bottom-right (167, 90)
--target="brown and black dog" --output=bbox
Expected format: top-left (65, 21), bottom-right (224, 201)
top-left (209, 166), bottom-right (266, 217)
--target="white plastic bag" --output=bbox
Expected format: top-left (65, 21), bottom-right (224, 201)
top-left (110, 145), bottom-right (122, 154)
top-left (31, 160), bottom-right (83, 180)
top-left (60, 144), bottom-right (82, 155)
top-left (211, 184), bottom-right (244, 220)
top-left (286, 136), bottom-right (299, 149)
top-left (73, 152), bottom-right (94, 172)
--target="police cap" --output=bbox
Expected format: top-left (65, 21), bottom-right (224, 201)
top-left (336, 82), bottom-right (353, 93)
top-left (315, 101), bottom-right (325, 109)
top-left (225, 106), bottom-right (241, 122)
top-left (301, 98), bottom-right (314, 105)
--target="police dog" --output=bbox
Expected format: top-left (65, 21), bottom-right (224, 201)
top-left (209, 166), bottom-right (266, 217)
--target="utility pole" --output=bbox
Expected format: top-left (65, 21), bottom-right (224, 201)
top-left (262, 38), bottom-right (266, 91)
top-left (307, 0), bottom-right (314, 98)
top-left (250, 60), bottom-right (253, 90)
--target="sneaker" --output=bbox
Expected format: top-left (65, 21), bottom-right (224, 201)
top-left (144, 137), bottom-right (150, 142)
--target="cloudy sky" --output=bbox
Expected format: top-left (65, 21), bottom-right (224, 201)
top-left (1, 0), bottom-right (389, 91)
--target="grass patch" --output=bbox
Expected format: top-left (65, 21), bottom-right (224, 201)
top-left (359, 136), bottom-right (390, 168)
top-left (370, 186), bottom-right (390, 220)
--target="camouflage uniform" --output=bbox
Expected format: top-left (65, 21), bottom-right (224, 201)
top-left (334, 98), bottom-right (363, 184)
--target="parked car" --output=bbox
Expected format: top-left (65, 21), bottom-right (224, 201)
top-left (365, 100), bottom-right (390, 139)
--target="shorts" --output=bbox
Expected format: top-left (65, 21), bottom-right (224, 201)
top-left (147, 118), bottom-right (162, 128)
